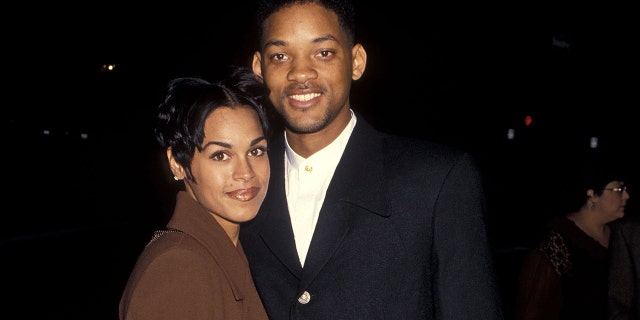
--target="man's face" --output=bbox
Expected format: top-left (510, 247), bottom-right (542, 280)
top-left (253, 3), bottom-right (357, 134)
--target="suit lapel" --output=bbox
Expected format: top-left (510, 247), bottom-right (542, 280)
top-left (258, 136), bottom-right (303, 275)
top-left (256, 116), bottom-right (390, 282)
top-left (301, 117), bottom-right (389, 284)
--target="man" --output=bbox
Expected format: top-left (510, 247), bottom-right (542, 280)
top-left (240, 0), bottom-right (504, 319)
top-left (607, 214), bottom-right (640, 320)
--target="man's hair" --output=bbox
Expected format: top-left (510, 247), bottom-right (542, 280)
top-left (255, 0), bottom-right (356, 46)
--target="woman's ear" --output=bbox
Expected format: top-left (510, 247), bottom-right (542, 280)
top-left (167, 148), bottom-right (184, 181)
top-left (585, 189), bottom-right (598, 209)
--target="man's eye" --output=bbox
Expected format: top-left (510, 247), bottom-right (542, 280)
top-left (273, 53), bottom-right (287, 61)
top-left (317, 50), bottom-right (334, 59)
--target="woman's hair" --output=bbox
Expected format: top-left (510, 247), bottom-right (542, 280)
top-left (578, 153), bottom-right (627, 194)
top-left (565, 151), bottom-right (629, 210)
top-left (154, 66), bottom-right (269, 180)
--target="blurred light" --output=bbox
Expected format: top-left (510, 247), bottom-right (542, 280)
top-left (552, 32), bottom-right (571, 49)
top-left (43, 130), bottom-right (51, 135)
top-left (590, 137), bottom-right (598, 149)
top-left (507, 128), bottom-right (515, 140)
top-left (524, 115), bottom-right (533, 127)
top-left (80, 133), bottom-right (89, 140)
top-left (101, 64), bottom-right (116, 72)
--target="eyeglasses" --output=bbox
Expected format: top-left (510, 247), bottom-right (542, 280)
top-left (603, 186), bottom-right (628, 194)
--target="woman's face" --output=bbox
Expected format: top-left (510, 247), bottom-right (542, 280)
top-left (597, 180), bottom-right (629, 222)
top-left (180, 105), bottom-right (270, 236)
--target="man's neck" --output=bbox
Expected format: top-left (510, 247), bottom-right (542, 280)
top-left (286, 109), bottom-right (353, 158)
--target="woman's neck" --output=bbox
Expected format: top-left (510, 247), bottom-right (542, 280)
top-left (568, 209), bottom-right (610, 247)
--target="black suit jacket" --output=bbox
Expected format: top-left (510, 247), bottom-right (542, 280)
top-left (607, 215), bottom-right (640, 320)
top-left (241, 114), bottom-right (504, 320)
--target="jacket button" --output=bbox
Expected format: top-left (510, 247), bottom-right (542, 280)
top-left (298, 291), bottom-right (311, 304)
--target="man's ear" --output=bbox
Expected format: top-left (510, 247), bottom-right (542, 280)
top-left (252, 51), bottom-right (264, 82)
top-left (351, 43), bottom-right (367, 80)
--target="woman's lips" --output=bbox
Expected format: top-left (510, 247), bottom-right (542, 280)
top-left (226, 187), bottom-right (259, 201)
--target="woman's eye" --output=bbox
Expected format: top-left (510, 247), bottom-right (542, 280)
top-left (211, 152), bottom-right (230, 161)
top-left (250, 147), bottom-right (267, 157)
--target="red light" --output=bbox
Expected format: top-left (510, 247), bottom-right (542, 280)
top-left (525, 115), bottom-right (533, 126)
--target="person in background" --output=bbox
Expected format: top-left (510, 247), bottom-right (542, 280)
top-left (119, 66), bottom-right (270, 320)
top-left (239, 0), bottom-right (504, 319)
top-left (515, 155), bottom-right (630, 320)
top-left (607, 211), bottom-right (640, 320)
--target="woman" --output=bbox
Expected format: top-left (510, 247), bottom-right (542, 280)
top-left (515, 155), bottom-right (630, 320)
top-left (119, 67), bottom-right (270, 320)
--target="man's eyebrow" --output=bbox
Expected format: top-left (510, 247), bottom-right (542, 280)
top-left (264, 39), bottom-right (287, 49)
top-left (312, 34), bottom-right (338, 43)
top-left (264, 34), bottom-right (339, 49)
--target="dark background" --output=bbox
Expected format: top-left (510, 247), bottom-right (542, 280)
top-left (4, 1), bottom-right (637, 318)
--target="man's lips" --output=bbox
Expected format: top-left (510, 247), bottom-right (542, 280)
top-left (225, 187), bottom-right (260, 201)
top-left (287, 92), bottom-right (321, 108)
top-left (289, 93), bottom-right (321, 102)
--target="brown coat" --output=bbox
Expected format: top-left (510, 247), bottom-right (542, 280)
top-left (119, 191), bottom-right (268, 320)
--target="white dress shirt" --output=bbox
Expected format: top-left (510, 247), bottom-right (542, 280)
top-left (284, 110), bottom-right (357, 266)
